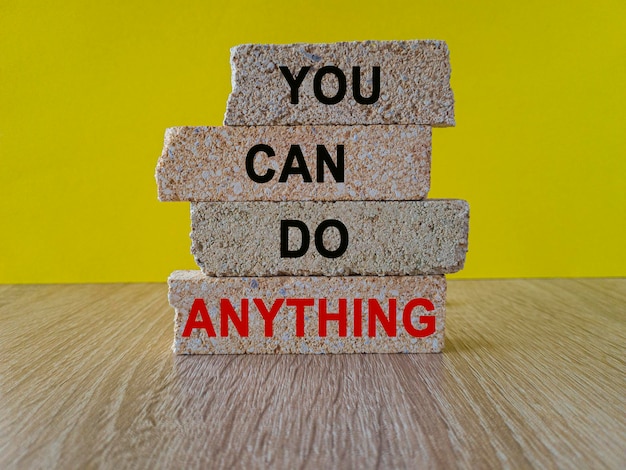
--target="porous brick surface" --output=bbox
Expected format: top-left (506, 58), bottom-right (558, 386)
top-left (156, 125), bottom-right (431, 201)
top-left (190, 200), bottom-right (469, 276)
top-left (224, 41), bottom-right (454, 126)
top-left (169, 270), bottom-right (446, 354)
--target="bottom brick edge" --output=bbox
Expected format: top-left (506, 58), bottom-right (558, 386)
top-left (168, 271), bottom-right (446, 354)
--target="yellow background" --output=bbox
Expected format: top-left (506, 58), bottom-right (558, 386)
top-left (1, 0), bottom-right (624, 283)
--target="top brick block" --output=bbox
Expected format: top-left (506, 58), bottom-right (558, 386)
top-left (224, 40), bottom-right (455, 126)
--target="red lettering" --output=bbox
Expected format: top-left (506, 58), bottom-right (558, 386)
top-left (286, 298), bottom-right (314, 337)
top-left (220, 298), bottom-right (249, 337)
top-left (183, 297), bottom-right (436, 340)
top-left (254, 298), bottom-right (284, 337)
top-left (319, 298), bottom-right (347, 337)
top-left (182, 298), bottom-right (216, 337)
top-left (368, 299), bottom-right (397, 337)
top-left (353, 298), bottom-right (363, 337)
top-left (403, 298), bottom-right (436, 337)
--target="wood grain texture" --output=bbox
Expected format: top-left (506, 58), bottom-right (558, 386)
top-left (1, 279), bottom-right (624, 469)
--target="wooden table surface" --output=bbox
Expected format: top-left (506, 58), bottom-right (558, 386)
top-left (1, 279), bottom-right (624, 469)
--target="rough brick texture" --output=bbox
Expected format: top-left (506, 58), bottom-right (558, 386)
top-left (190, 200), bottom-right (469, 276)
top-left (156, 125), bottom-right (431, 202)
top-left (169, 270), bottom-right (446, 354)
top-left (224, 41), bottom-right (454, 126)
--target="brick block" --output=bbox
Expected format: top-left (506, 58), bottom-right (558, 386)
top-left (156, 125), bottom-right (431, 202)
top-left (169, 271), bottom-right (446, 354)
top-left (190, 200), bottom-right (469, 276)
top-left (224, 41), bottom-right (454, 126)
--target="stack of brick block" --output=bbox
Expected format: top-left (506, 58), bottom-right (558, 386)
top-left (156, 40), bottom-right (469, 354)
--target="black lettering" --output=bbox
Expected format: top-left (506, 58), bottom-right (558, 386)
top-left (352, 66), bottom-right (380, 104)
top-left (246, 144), bottom-right (275, 183)
top-left (279, 145), bottom-right (313, 182)
top-left (316, 145), bottom-right (344, 182)
top-left (279, 66), bottom-right (310, 104)
top-left (313, 66), bottom-right (347, 105)
top-left (280, 220), bottom-right (310, 258)
top-left (315, 219), bottom-right (349, 258)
